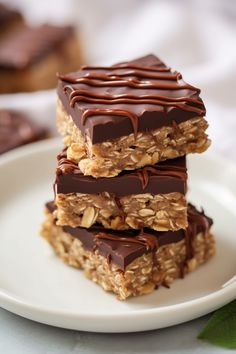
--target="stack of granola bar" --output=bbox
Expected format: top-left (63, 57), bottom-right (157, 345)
top-left (41, 54), bottom-right (215, 300)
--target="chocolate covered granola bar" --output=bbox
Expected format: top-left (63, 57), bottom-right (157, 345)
top-left (54, 149), bottom-right (188, 231)
top-left (41, 202), bottom-right (215, 300)
top-left (57, 54), bottom-right (210, 177)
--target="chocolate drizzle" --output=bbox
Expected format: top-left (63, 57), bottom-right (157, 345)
top-left (56, 148), bottom-right (81, 176)
top-left (184, 204), bottom-right (212, 261)
top-left (80, 63), bottom-right (172, 72)
top-left (82, 108), bottom-right (139, 137)
top-left (188, 204), bottom-right (210, 230)
top-left (55, 148), bottom-right (187, 196)
top-left (114, 196), bottom-right (126, 223)
top-left (46, 202), bottom-right (213, 270)
top-left (96, 229), bottom-right (158, 252)
top-left (58, 55), bottom-right (206, 143)
top-left (136, 165), bottom-right (187, 189)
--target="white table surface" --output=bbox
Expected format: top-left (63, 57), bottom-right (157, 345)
top-left (0, 307), bottom-right (230, 354)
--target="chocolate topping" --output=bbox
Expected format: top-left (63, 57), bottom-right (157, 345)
top-left (0, 4), bottom-right (23, 28)
top-left (46, 201), bottom-right (56, 214)
top-left (55, 148), bottom-right (187, 196)
top-left (0, 109), bottom-right (47, 154)
top-left (0, 24), bottom-right (73, 70)
top-left (58, 54), bottom-right (206, 143)
top-left (46, 202), bottom-right (213, 270)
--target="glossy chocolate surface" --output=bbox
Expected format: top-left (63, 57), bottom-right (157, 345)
top-left (58, 54), bottom-right (206, 143)
top-left (55, 148), bottom-right (187, 196)
top-left (46, 202), bottom-right (212, 270)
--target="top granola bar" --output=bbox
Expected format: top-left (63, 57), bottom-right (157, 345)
top-left (57, 54), bottom-right (210, 177)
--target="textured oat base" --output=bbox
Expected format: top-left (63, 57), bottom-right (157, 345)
top-left (57, 99), bottom-right (210, 177)
top-left (0, 34), bottom-right (82, 93)
top-left (41, 210), bottom-right (215, 300)
top-left (55, 192), bottom-right (187, 231)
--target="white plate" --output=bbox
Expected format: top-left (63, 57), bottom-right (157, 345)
top-left (0, 138), bottom-right (235, 333)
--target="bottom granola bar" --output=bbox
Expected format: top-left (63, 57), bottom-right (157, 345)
top-left (41, 203), bottom-right (215, 300)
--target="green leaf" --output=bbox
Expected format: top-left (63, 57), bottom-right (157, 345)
top-left (198, 300), bottom-right (236, 349)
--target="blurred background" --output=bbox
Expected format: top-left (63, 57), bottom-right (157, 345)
top-left (0, 0), bottom-right (235, 160)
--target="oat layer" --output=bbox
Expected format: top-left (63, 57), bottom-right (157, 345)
top-left (57, 99), bottom-right (210, 178)
top-left (41, 209), bottom-right (215, 300)
top-left (55, 192), bottom-right (187, 231)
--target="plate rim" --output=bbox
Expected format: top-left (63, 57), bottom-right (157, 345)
top-left (0, 281), bottom-right (235, 317)
top-left (0, 284), bottom-right (235, 332)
